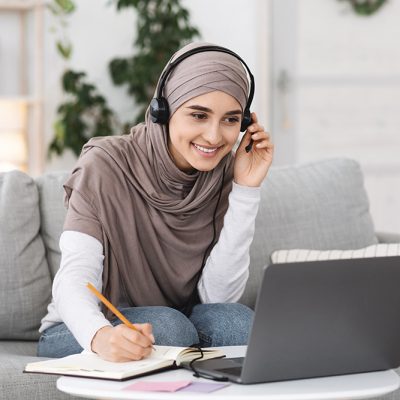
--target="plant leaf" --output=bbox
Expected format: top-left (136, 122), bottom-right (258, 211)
top-left (56, 41), bottom-right (72, 59)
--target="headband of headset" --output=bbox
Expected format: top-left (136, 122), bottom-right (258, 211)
top-left (149, 45), bottom-right (255, 132)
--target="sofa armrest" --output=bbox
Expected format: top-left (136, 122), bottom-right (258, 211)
top-left (375, 231), bottom-right (400, 243)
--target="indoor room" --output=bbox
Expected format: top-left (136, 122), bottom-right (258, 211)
top-left (1, 1), bottom-right (400, 399)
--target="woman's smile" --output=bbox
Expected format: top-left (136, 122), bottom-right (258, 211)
top-left (192, 142), bottom-right (223, 157)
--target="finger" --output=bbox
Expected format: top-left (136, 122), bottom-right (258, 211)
top-left (107, 328), bottom-right (150, 361)
top-left (134, 323), bottom-right (155, 344)
top-left (119, 327), bottom-right (153, 354)
top-left (247, 123), bottom-right (264, 133)
top-left (251, 131), bottom-right (270, 141)
top-left (122, 325), bottom-right (153, 349)
top-left (251, 111), bottom-right (258, 124)
top-left (256, 140), bottom-right (275, 151)
top-left (115, 334), bottom-right (152, 360)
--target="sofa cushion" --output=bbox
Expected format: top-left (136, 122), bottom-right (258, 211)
top-left (0, 342), bottom-right (83, 399)
top-left (0, 356), bottom-right (69, 400)
top-left (0, 171), bottom-right (52, 340)
top-left (0, 340), bottom-right (38, 356)
top-left (36, 172), bottom-right (70, 280)
top-left (242, 158), bottom-right (378, 308)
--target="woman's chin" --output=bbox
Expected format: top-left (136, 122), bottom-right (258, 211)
top-left (189, 159), bottom-right (223, 172)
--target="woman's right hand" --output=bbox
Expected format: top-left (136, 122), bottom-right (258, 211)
top-left (91, 324), bottom-right (155, 362)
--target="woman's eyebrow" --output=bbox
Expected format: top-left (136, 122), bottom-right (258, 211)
top-left (186, 105), bottom-right (242, 115)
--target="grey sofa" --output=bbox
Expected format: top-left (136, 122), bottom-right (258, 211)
top-left (1, 157), bottom-right (399, 400)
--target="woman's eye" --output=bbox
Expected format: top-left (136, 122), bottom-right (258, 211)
top-left (225, 117), bottom-right (240, 124)
top-left (192, 113), bottom-right (207, 120)
top-left (190, 113), bottom-right (239, 124)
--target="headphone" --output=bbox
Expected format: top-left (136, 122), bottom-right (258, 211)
top-left (149, 45), bottom-right (255, 133)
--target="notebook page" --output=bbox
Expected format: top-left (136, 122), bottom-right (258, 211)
top-left (26, 350), bottom-right (166, 373)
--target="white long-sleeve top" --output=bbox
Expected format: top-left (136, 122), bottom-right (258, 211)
top-left (39, 182), bottom-right (261, 351)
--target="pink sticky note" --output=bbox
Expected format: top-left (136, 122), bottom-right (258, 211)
top-left (178, 382), bottom-right (230, 393)
top-left (123, 380), bottom-right (192, 392)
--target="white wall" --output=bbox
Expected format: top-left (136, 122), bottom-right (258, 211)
top-left (269, 0), bottom-right (400, 233)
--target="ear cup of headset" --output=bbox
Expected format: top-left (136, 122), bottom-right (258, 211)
top-left (240, 108), bottom-right (252, 132)
top-left (150, 97), bottom-right (170, 124)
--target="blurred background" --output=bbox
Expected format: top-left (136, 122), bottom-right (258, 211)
top-left (0, 0), bottom-right (399, 232)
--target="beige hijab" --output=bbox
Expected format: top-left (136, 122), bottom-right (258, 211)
top-left (63, 42), bottom-right (250, 317)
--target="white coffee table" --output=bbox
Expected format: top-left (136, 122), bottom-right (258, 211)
top-left (57, 346), bottom-right (400, 400)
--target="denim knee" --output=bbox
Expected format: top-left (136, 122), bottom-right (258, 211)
top-left (118, 306), bottom-right (199, 347)
top-left (189, 303), bottom-right (254, 347)
top-left (37, 323), bottom-right (83, 358)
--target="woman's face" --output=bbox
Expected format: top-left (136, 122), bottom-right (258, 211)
top-left (167, 91), bottom-right (242, 173)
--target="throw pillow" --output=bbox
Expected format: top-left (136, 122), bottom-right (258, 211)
top-left (0, 171), bottom-right (52, 339)
top-left (271, 243), bottom-right (400, 264)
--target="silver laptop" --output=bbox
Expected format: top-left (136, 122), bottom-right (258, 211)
top-left (189, 256), bottom-right (400, 384)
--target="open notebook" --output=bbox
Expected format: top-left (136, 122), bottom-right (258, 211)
top-left (24, 345), bottom-right (225, 381)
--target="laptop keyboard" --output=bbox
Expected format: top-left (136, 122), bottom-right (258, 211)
top-left (228, 357), bottom-right (245, 363)
top-left (215, 357), bottom-right (244, 377)
top-left (216, 366), bottom-right (243, 377)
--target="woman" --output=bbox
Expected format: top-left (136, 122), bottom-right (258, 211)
top-left (38, 41), bottom-right (274, 362)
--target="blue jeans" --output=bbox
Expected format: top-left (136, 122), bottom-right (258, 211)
top-left (37, 303), bottom-right (254, 358)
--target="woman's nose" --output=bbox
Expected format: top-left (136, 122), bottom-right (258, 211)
top-left (202, 121), bottom-right (222, 145)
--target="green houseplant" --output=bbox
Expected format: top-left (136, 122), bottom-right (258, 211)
top-left (47, 0), bottom-right (117, 157)
top-left (338, 0), bottom-right (388, 15)
top-left (48, 0), bottom-right (199, 158)
top-left (49, 70), bottom-right (117, 157)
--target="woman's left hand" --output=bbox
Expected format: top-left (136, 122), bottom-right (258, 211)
top-left (234, 112), bottom-right (274, 187)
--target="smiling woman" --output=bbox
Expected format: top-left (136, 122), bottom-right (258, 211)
top-left (37, 42), bottom-right (274, 363)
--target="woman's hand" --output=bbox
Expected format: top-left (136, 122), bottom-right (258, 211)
top-left (91, 323), bottom-right (154, 362)
top-left (234, 112), bottom-right (274, 187)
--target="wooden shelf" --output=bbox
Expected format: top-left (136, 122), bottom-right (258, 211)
top-left (0, 1), bottom-right (43, 11)
top-left (0, 0), bottom-right (44, 176)
top-left (0, 96), bottom-right (40, 104)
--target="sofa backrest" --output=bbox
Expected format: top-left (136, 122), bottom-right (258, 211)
top-left (0, 157), bottom-right (377, 339)
top-left (240, 158), bottom-right (378, 307)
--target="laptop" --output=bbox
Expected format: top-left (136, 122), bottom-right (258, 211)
top-left (190, 255), bottom-right (400, 384)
